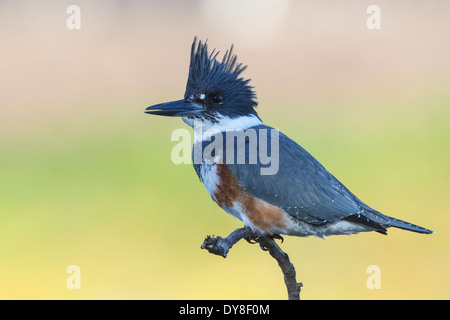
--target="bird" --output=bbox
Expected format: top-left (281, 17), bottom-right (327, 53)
top-left (145, 37), bottom-right (433, 239)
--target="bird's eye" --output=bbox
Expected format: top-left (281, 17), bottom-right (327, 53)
top-left (212, 94), bottom-right (224, 103)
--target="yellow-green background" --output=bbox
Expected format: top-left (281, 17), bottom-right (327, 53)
top-left (0, 0), bottom-right (448, 299)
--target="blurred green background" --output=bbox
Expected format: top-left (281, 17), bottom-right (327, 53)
top-left (0, 0), bottom-right (449, 299)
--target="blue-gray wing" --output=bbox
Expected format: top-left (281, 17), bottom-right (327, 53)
top-left (224, 125), bottom-right (375, 225)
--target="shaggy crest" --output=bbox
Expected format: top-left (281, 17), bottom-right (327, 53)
top-left (185, 37), bottom-right (258, 115)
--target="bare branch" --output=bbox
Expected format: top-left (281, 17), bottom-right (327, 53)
top-left (201, 227), bottom-right (302, 300)
top-left (256, 236), bottom-right (302, 300)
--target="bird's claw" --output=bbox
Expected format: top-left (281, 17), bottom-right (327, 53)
top-left (245, 234), bottom-right (284, 251)
top-left (244, 234), bottom-right (259, 244)
top-left (271, 234), bottom-right (284, 243)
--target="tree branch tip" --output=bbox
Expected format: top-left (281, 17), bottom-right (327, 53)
top-left (201, 235), bottom-right (228, 258)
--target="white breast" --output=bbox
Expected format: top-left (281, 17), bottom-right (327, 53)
top-left (199, 162), bottom-right (220, 200)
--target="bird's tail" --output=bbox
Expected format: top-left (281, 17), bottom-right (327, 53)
top-left (383, 215), bottom-right (434, 234)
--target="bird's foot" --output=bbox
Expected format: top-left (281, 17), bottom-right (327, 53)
top-left (258, 234), bottom-right (284, 251)
top-left (246, 234), bottom-right (284, 251)
top-left (244, 234), bottom-right (259, 245)
top-left (270, 234), bottom-right (284, 243)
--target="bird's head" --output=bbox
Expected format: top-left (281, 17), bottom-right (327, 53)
top-left (145, 37), bottom-right (259, 128)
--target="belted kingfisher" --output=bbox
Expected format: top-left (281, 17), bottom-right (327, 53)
top-left (145, 38), bottom-right (433, 238)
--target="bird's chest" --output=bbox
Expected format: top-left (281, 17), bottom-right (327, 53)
top-left (194, 159), bottom-right (243, 217)
top-left (194, 161), bottom-right (221, 200)
top-left (192, 138), bottom-right (226, 202)
top-left (194, 161), bottom-right (245, 225)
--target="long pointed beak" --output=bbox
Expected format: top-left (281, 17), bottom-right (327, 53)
top-left (145, 99), bottom-right (203, 117)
